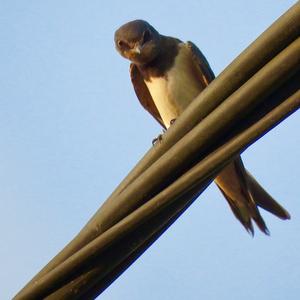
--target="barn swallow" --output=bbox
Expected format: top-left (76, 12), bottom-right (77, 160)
top-left (114, 19), bottom-right (290, 234)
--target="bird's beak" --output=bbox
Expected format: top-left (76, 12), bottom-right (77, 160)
top-left (132, 44), bottom-right (141, 54)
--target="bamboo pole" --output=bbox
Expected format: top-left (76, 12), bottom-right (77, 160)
top-left (16, 85), bottom-right (300, 300)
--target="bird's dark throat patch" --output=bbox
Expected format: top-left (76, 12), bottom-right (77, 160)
top-left (137, 36), bottom-right (181, 81)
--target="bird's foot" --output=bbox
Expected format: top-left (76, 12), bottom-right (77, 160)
top-left (170, 118), bottom-right (176, 126)
top-left (152, 133), bottom-right (163, 146)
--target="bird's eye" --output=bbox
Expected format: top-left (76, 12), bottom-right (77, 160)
top-left (142, 29), bottom-right (152, 45)
top-left (118, 40), bottom-right (126, 48)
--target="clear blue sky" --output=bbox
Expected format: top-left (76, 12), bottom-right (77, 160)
top-left (0, 1), bottom-right (299, 299)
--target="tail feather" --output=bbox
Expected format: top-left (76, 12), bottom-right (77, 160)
top-left (215, 156), bottom-right (290, 235)
top-left (246, 171), bottom-right (291, 220)
top-left (217, 186), bottom-right (255, 235)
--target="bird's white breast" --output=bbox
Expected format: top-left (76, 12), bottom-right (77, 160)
top-left (144, 43), bottom-right (203, 128)
top-left (144, 76), bottom-right (179, 128)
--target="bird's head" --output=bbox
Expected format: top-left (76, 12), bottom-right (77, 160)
top-left (114, 20), bottom-right (161, 65)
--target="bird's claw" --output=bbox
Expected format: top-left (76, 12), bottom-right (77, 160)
top-left (152, 134), bottom-right (163, 146)
top-left (170, 118), bottom-right (176, 126)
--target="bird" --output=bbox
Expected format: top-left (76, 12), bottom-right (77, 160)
top-left (114, 19), bottom-right (290, 235)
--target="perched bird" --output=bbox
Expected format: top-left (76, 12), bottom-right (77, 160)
top-left (114, 19), bottom-right (290, 234)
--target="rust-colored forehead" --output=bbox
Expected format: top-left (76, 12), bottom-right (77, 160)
top-left (114, 20), bottom-right (153, 43)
